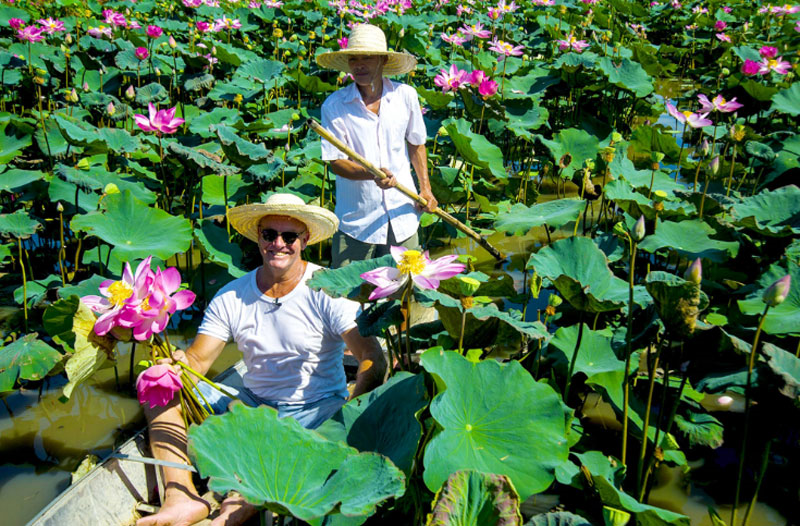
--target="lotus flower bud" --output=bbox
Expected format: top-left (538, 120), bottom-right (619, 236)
top-left (155, 67), bottom-right (161, 76)
top-left (632, 215), bottom-right (646, 242)
top-left (68, 88), bottom-right (79, 102)
top-left (56, 202), bottom-right (64, 212)
top-left (82, 81), bottom-right (90, 92)
top-left (168, 35), bottom-right (177, 48)
top-left (762, 275), bottom-right (791, 307)
top-left (548, 294), bottom-right (563, 308)
top-left (104, 183), bottom-right (120, 195)
top-left (107, 101), bottom-right (115, 116)
top-left (701, 139), bottom-right (710, 157)
top-left (136, 364), bottom-right (183, 408)
top-left (456, 276), bottom-right (481, 297)
top-left (603, 506), bottom-right (632, 526)
top-left (684, 258), bottom-right (702, 285)
top-left (709, 155), bottom-right (720, 175)
top-left (611, 131), bottom-right (623, 143)
top-left (65, 33), bottom-right (73, 44)
top-left (613, 222), bottom-right (627, 237)
top-left (651, 151), bottom-right (665, 163)
top-left (125, 85), bottom-right (135, 100)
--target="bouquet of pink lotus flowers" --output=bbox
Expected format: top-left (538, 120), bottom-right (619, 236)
top-left (81, 256), bottom-right (224, 424)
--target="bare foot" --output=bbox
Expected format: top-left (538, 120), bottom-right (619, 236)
top-left (210, 493), bottom-right (258, 526)
top-left (137, 486), bottom-right (211, 526)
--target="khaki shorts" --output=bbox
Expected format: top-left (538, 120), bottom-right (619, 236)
top-left (331, 226), bottom-right (419, 268)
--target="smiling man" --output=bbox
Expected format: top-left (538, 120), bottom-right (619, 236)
top-left (317, 23), bottom-right (437, 268)
top-left (137, 193), bottom-right (386, 526)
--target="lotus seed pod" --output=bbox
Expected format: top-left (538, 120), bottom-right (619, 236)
top-left (763, 275), bottom-right (791, 307)
top-left (603, 506), bottom-right (632, 526)
top-left (684, 258), bottom-right (702, 285)
top-left (456, 276), bottom-right (481, 297)
top-left (651, 151), bottom-right (665, 163)
top-left (291, 112), bottom-right (300, 121)
top-left (632, 215), bottom-right (646, 242)
top-left (611, 131), bottom-right (623, 143)
top-left (721, 67), bottom-right (730, 76)
top-left (273, 28), bottom-right (283, 38)
top-left (125, 85), bottom-right (135, 100)
top-left (56, 202), bottom-right (64, 212)
top-left (155, 67), bottom-right (161, 76)
top-left (104, 183), bottom-right (120, 195)
top-left (653, 190), bottom-right (668, 200)
top-left (548, 294), bottom-right (563, 308)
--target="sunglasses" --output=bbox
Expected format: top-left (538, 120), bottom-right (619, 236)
top-left (260, 228), bottom-right (306, 245)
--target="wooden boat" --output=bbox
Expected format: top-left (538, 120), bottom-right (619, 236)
top-left (26, 356), bottom-right (359, 526)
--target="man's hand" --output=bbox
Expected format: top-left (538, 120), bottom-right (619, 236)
top-left (155, 349), bottom-right (189, 376)
top-left (418, 188), bottom-right (438, 213)
top-left (375, 167), bottom-right (398, 189)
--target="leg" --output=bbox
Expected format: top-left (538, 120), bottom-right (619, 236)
top-left (331, 230), bottom-right (377, 268)
top-left (374, 226), bottom-right (419, 258)
top-left (136, 399), bottom-right (210, 526)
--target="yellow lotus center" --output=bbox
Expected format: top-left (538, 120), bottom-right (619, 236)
top-left (108, 281), bottom-right (133, 307)
top-left (768, 59), bottom-right (778, 68)
top-left (141, 295), bottom-right (152, 311)
top-left (569, 35), bottom-right (578, 43)
top-left (398, 250), bottom-right (425, 275)
top-left (682, 111), bottom-right (693, 118)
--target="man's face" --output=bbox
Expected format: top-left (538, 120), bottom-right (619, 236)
top-left (348, 55), bottom-right (387, 88)
top-left (257, 215), bottom-right (309, 274)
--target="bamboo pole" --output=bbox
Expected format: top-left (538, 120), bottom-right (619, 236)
top-left (307, 119), bottom-right (505, 261)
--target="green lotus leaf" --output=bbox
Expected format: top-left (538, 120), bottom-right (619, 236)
top-left (494, 200), bottom-right (585, 235)
top-left (307, 254), bottom-right (394, 301)
top-left (645, 271), bottom-right (709, 339)
top-left (14, 274), bottom-right (61, 307)
top-left (524, 511), bottom-right (593, 526)
top-left (427, 470), bottom-right (522, 526)
top-left (54, 115), bottom-right (104, 148)
top-left (770, 83), bottom-right (800, 116)
top-left (246, 159), bottom-right (285, 183)
top-left (62, 298), bottom-right (118, 399)
top-left (43, 295), bottom-right (81, 351)
top-left (610, 155), bottom-right (683, 195)
top-left (216, 126), bottom-right (273, 168)
top-left (35, 118), bottom-right (69, 158)
top-left (135, 83), bottom-right (169, 105)
top-left (604, 179), bottom-right (695, 221)
top-left (628, 126), bottom-right (681, 166)
top-left (731, 46), bottom-right (761, 63)
top-left (547, 325), bottom-right (626, 408)
top-left (48, 176), bottom-right (100, 213)
top-left (503, 67), bottom-right (559, 100)
top-left (167, 142), bottom-right (240, 175)
top-left (537, 128), bottom-right (600, 180)
top-left (744, 141), bottom-right (776, 162)
top-left (637, 220), bottom-right (739, 263)
top-left (355, 301), bottom-right (404, 337)
top-left (554, 51), bottom-right (597, 69)
top-left (526, 237), bottom-right (634, 313)
top-left (58, 275), bottom-right (107, 301)
top-left (738, 262), bottom-right (800, 335)
top-left (420, 349), bottom-right (568, 500)
top-left (591, 474), bottom-right (689, 526)
top-left (505, 100), bottom-right (549, 139)
top-left (184, 73), bottom-right (216, 92)
top-left (290, 69), bottom-right (338, 93)
top-left (762, 343), bottom-right (800, 402)
top-left (0, 334), bottom-right (63, 393)
top-left (416, 85), bottom-right (454, 110)
top-left (0, 168), bottom-right (43, 194)
top-left (765, 135), bottom-right (800, 187)
top-left (598, 57), bottom-right (654, 98)
top-left (0, 243), bottom-right (11, 264)
top-left (114, 48), bottom-right (141, 71)
top-left (70, 190), bottom-right (192, 265)
top-left (726, 185), bottom-right (800, 237)
top-left (194, 219), bottom-right (248, 278)
top-left (188, 107), bottom-right (243, 136)
top-left (236, 58), bottom-right (285, 84)
top-left (442, 118), bottom-right (506, 179)
top-left (213, 42), bottom-right (259, 67)
top-left (739, 78), bottom-right (778, 102)
top-left (55, 163), bottom-right (103, 190)
top-left (316, 372), bottom-right (427, 476)
top-left (188, 404), bottom-right (405, 521)
top-left (201, 173), bottom-right (252, 206)
top-left (673, 411), bottom-right (723, 449)
top-left (98, 128), bottom-right (142, 154)
top-left (0, 209), bottom-right (41, 238)
top-left (0, 118), bottom-right (33, 163)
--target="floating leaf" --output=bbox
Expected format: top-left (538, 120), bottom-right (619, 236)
top-left (188, 404), bottom-right (406, 521)
top-left (316, 372), bottom-right (428, 476)
top-left (420, 349), bottom-right (568, 500)
top-left (638, 220), bottom-right (739, 263)
top-left (427, 470), bottom-right (522, 526)
top-left (0, 334), bottom-right (62, 393)
top-left (494, 200), bottom-right (585, 235)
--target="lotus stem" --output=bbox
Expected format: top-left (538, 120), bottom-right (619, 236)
top-left (58, 208), bottom-right (66, 286)
top-left (622, 238), bottom-right (637, 465)
top-left (563, 314), bottom-right (585, 404)
top-left (403, 281), bottom-right (414, 372)
top-left (732, 304), bottom-right (770, 526)
top-left (725, 145), bottom-right (738, 197)
top-left (129, 341), bottom-right (137, 388)
top-left (458, 309), bottom-right (467, 355)
top-left (18, 238), bottom-right (28, 332)
top-left (743, 439), bottom-right (773, 526)
top-left (223, 174), bottom-right (231, 240)
top-left (637, 337), bottom-right (665, 498)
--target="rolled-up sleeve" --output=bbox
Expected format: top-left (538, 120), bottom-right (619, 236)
top-left (404, 87), bottom-right (427, 146)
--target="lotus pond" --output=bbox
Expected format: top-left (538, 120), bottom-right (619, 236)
top-left (1, 0), bottom-right (799, 524)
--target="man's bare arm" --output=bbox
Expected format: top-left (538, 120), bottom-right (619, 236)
top-left (407, 142), bottom-right (437, 213)
top-left (342, 327), bottom-right (387, 399)
top-left (329, 159), bottom-right (397, 190)
top-left (165, 333), bottom-right (227, 378)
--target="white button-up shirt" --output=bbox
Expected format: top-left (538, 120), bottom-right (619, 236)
top-left (321, 79), bottom-right (427, 244)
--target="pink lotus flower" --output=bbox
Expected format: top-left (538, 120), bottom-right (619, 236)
top-left (456, 5), bottom-right (473, 15)
top-left (8, 18), bottom-right (25, 29)
top-left (264, 0), bottom-right (283, 7)
top-left (759, 46), bottom-right (778, 59)
top-left (479, 79), bottom-right (499, 98)
top-left (146, 25), bottom-right (163, 38)
top-left (758, 56), bottom-right (792, 75)
top-left (666, 101), bottom-right (713, 128)
top-left (460, 22), bottom-right (491, 39)
top-left (684, 258), bottom-right (702, 285)
top-left (82, 257), bottom-right (155, 336)
top-left (102, 9), bottom-right (126, 27)
top-left (338, 37), bottom-right (348, 49)
top-left (196, 21), bottom-right (212, 33)
top-left (715, 32), bottom-right (731, 42)
top-left (213, 17), bottom-right (241, 32)
top-left (697, 94), bottom-right (743, 113)
top-left (434, 64), bottom-right (468, 93)
top-left (796, 20), bottom-right (800, 32)
top-left (135, 47), bottom-right (149, 60)
top-left (136, 364), bottom-right (183, 408)
top-left (183, 0), bottom-right (203, 6)
top-left (134, 103), bottom-right (185, 135)
top-left (488, 38), bottom-right (524, 59)
top-left (722, 6), bottom-right (732, 13)
top-left (467, 69), bottom-right (487, 86)
top-left (441, 32), bottom-right (468, 46)
top-left (498, 0), bottom-right (519, 12)
top-left (360, 247), bottom-right (466, 300)
top-left (17, 25), bottom-right (44, 43)
top-left (487, 7), bottom-right (503, 19)
top-left (557, 34), bottom-right (589, 53)
top-left (128, 20), bottom-right (142, 30)
top-left (37, 18), bottom-right (65, 34)
top-left (88, 26), bottom-right (113, 39)
top-left (714, 20), bottom-right (727, 31)
top-left (692, 5), bottom-right (707, 13)
top-left (120, 267), bottom-right (196, 340)
top-left (741, 59), bottom-right (761, 75)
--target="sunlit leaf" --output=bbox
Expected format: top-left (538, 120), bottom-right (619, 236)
top-left (727, 185), bottom-right (800, 237)
top-left (494, 200), bottom-right (585, 235)
top-left (0, 209), bottom-right (41, 238)
top-left (638, 220), bottom-right (739, 263)
top-left (0, 334), bottom-right (62, 393)
top-left (442, 117), bottom-right (506, 179)
top-left (62, 299), bottom-right (118, 399)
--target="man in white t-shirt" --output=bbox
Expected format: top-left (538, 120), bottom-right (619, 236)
top-left (137, 194), bottom-right (387, 526)
top-left (317, 23), bottom-right (438, 268)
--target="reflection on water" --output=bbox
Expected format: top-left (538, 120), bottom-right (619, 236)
top-left (0, 335), bottom-right (240, 526)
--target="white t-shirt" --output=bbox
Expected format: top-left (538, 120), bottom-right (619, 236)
top-left (321, 78), bottom-right (427, 244)
top-left (197, 263), bottom-right (360, 404)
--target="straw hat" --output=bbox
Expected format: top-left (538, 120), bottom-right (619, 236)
top-left (316, 24), bottom-right (417, 76)
top-left (227, 193), bottom-right (338, 245)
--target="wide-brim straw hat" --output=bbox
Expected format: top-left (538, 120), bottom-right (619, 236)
top-left (227, 193), bottom-right (338, 245)
top-left (316, 24), bottom-right (417, 76)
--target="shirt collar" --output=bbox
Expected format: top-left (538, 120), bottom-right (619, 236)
top-left (342, 77), bottom-right (395, 104)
